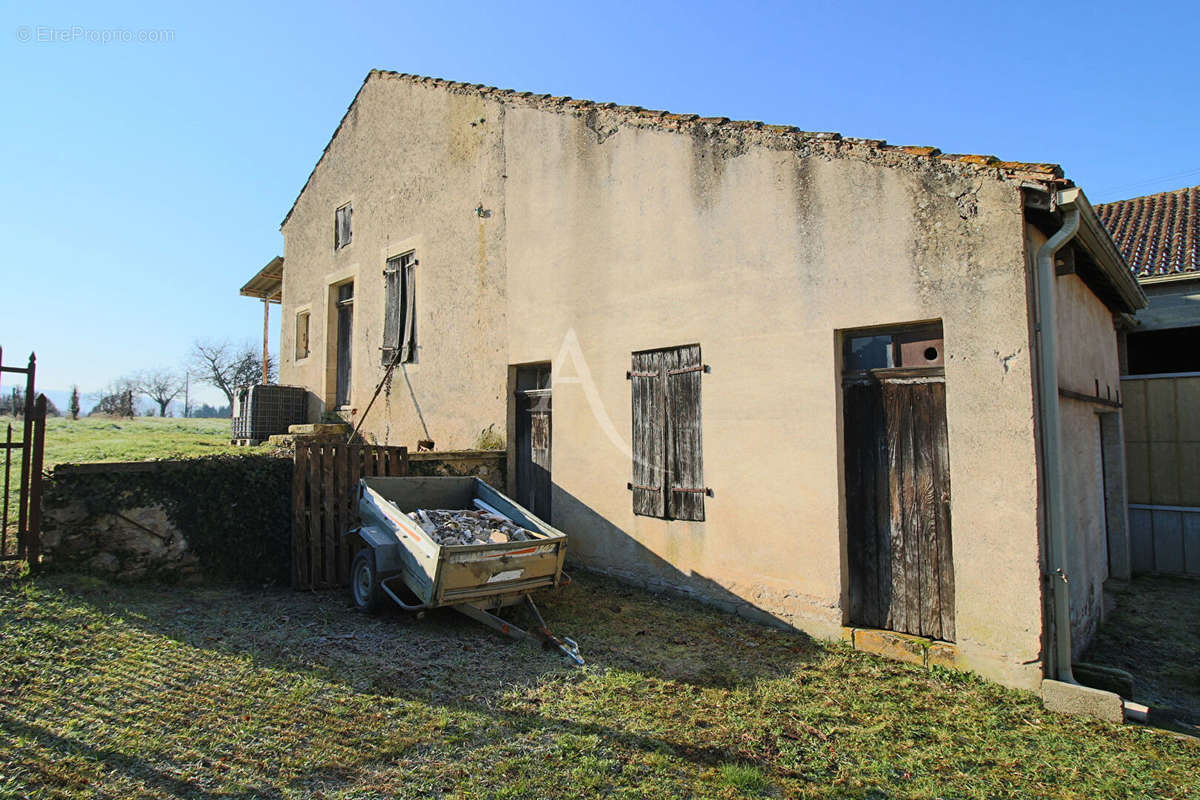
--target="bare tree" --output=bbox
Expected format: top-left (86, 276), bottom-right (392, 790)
top-left (135, 368), bottom-right (184, 417)
top-left (189, 340), bottom-right (277, 411)
top-left (90, 378), bottom-right (137, 417)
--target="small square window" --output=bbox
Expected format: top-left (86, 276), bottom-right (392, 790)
top-left (843, 323), bottom-right (944, 373)
top-left (335, 203), bottom-right (352, 250)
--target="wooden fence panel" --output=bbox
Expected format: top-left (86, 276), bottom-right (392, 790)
top-left (292, 442), bottom-right (408, 589)
top-left (291, 445), bottom-right (308, 587)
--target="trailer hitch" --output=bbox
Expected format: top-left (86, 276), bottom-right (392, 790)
top-left (524, 596), bottom-right (586, 667)
top-left (451, 596), bottom-right (585, 667)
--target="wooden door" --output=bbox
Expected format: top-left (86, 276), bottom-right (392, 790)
top-left (844, 371), bottom-right (955, 641)
top-left (516, 365), bottom-right (551, 520)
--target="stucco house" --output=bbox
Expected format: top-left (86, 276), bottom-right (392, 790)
top-left (1097, 186), bottom-right (1200, 576)
top-left (255, 70), bottom-right (1146, 697)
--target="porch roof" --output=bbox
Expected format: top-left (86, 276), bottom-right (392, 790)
top-left (240, 256), bottom-right (284, 302)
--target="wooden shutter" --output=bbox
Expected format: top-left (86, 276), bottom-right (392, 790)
top-left (336, 205), bottom-right (352, 248)
top-left (382, 257), bottom-right (401, 364)
top-left (631, 349), bottom-right (666, 517)
top-left (666, 344), bottom-right (705, 521)
top-left (400, 256), bottom-right (416, 362)
top-left (296, 312), bottom-right (310, 360)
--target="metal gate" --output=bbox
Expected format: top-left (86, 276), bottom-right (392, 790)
top-left (1, 349), bottom-right (48, 566)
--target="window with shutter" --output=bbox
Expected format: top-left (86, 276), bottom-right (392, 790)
top-left (631, 344), bottom-right (705, 521)
top-left (335, 203), bottom-right (352, 249)
top-left (382, 251), bottom-right (416, 365)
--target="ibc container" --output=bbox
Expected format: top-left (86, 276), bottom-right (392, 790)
top-left (232, 384), bottom-right (308, 441)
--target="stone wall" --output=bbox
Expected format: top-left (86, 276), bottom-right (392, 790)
top-left (40, 453), bottom-right (503, 583)
top-left (406, 449), bottom-right (505, 489)
top-left (41, 456), bottom-right (293, 584)
top-left (43, 463), bottom-right (198, 580)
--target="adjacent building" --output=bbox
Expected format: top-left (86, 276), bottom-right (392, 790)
top-left (1098, 186), bottom-right (1200, 576)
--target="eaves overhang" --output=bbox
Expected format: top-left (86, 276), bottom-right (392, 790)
top-left (1058, 188), bottom-right (1147, 314)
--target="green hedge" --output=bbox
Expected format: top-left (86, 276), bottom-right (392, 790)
top-left (46, 454), bottom-right (293, 585)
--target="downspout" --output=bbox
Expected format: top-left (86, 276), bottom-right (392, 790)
top-left (1033, 195), bottom-right (1080, 684)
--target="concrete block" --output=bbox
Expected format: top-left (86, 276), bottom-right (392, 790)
top-left (854, 628), bottom-right (926, 666)
top-left (288, 423), bottom-right (348, 436)
top-left (1123, 700), bottom-right (1150, 723)
top-left (1041, 679), bottom-right (1124, 724)
top-left (926, 642), bottom-right (961, 669)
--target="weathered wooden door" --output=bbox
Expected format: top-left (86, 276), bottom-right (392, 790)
top-left (515, 365), bottom-right (551, 520)
top-left (844, 368), bottom-right (955, 641)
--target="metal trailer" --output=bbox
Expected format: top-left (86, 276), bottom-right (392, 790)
top-left (347, 475), bottom-right (583, 665)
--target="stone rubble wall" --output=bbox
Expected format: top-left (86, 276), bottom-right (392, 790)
top-left (40, 451), bottom-right (504, 583)
top-left (43, 497), bottom-right (199, 581)
top-left (41, 462), bottom-right (205, 582)
top-left (405, 450), bottom-right (505, 489)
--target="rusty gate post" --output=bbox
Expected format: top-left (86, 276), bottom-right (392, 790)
top-left (25, 394), bottom-right (47, 566)
top-left (16, 352), bottom-right (35, 559)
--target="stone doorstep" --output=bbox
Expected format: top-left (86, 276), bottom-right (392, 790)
top-left (288, 423), bottom-right (349, 436)
top-left (843, 626), bottom-right (960, 669)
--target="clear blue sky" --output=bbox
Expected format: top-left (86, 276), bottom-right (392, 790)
top-left (3, 0), bottom-right (1198, 403)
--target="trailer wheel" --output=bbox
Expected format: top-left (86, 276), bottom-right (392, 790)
top-left (350, 549), bottom-right (382, 613)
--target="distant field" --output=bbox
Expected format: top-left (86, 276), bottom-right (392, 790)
top-left (0, 414), bottom-right (271, 469)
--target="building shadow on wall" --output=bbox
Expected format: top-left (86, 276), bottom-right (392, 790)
top-left (551, 484), bottom-right (823, 648)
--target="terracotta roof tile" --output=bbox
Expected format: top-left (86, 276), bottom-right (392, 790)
top-left (1096, 186), bottom-right (1200, 278)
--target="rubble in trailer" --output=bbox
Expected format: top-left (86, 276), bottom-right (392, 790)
top-left (407, 509), bottom-right (535, 547)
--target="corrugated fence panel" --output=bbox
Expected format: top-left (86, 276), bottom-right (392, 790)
top-left (1151, 509), bottom-right (1185, 573)
top-left (1129, 508), bottom-right (1154, 574)
top-left (1128, 504), bottom-right (1200, 576)
top-left (1122, 375), bottom-right (1200, 507)
top-left (1185, 513), bottom-right (1200, 575)
top-left (1123, 375), bottom-right (1200, 575)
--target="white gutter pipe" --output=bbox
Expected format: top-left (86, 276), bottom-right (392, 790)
top-left (1033, 197), bottom-right (1080, 684)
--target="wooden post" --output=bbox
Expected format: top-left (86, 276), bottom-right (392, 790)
top-left (261, 299), bottom-right (270, 385)
top-left (292, 443), bottom-right (309, 588)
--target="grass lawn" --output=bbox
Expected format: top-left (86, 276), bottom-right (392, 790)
top-left (6, 415), bottom-right (273, 468)
top-left (0, 568), bottom-right (1196, 799)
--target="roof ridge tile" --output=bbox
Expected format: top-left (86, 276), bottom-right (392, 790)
top-left (279, 69), bottom-right (1073, 228)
